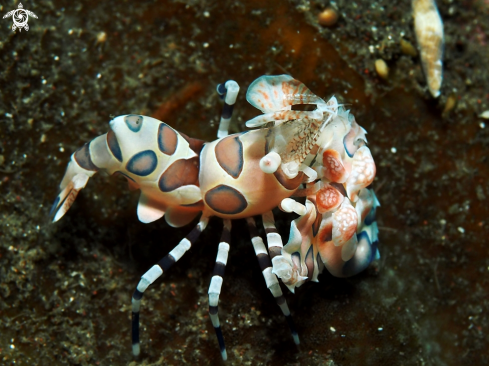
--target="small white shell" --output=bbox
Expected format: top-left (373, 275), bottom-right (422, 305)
top-left (413, 0), bottom-right (444, 98)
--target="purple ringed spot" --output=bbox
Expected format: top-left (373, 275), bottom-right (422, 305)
top-left (157, 123), bottom-right (178, 155)
top-left (74, 142), bottom-right (99, 171)
top-left (126, 150), bottom-right (158, 176)
top-left (158, 158), bottom-right (199, 192)
top-left (107, 129), bottom-right (123, 162)
top-left (205, 185), bottom-right (248, 215)
top-left (124, 114), bottom-right (144, 133)
top-left (215, 135), bottom-right (244, 179)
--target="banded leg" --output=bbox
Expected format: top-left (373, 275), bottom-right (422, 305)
top-left (216, 80), bottom-right (240, 138)
top-left (262, 211), bottom-right (283, 262)
top-left (208, 219), bottom-right (231, 361)
top-left (131, 216), bottom-right (209, 357)
top-left (246, 217), bottom-right (300, 345)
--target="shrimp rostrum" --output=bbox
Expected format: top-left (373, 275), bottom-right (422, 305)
top-left (51, 75), bottom-right (380, 360)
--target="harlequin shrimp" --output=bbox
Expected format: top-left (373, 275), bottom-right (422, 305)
top-left (51, 75), bottom-right (380, 360)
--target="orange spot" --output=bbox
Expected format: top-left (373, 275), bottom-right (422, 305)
top-left (316, 185), bottom-right (343, 213)
top-left (322, 149), bottom-right (346, 182)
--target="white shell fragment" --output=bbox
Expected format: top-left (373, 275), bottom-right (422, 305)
top-left (412, 0), bottom-right (444, 98)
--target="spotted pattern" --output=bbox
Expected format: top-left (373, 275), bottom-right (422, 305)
top-left (74, 143), bottom-right (98, 171)
top-left (126, 150), bottom-right (158, 176)
top-left (158, 157), bottom-right (199, 192)
top-left (215, 135), bottom-right (244, 179)
top-left (205, 185), bottom-right (248, 215)
top-left (158, 123), bottom-right (178, 155)
top-left (124, 114), bottom-right (144, 132)
top-left (332, 204), bottom-right (357, 246)
top-left (322, 149), bottom-right (346, 182)
top-left (107, 130), bottom-right (123, 162)
top-left (316, 184), bottom-right (344, 214)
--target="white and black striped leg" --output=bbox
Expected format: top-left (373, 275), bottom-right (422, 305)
top-left (246, 217), bottom-right (300, 345)
top-left (131, 216), bottom-right (209, 357)
top-left (216, 80), bottom-right (240, 138)
top-left (208, 219), bottom-right (231, 361)
top-left (262, 211), bottom-right (283, 262)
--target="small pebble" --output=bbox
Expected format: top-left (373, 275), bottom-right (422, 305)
top-left (318, 8), bottom-right (338, 27)
top-left (443, 95), bottom-right (457, 114)
top-left (96, 31), bottom-right (107, 44)
top-left (400, 39), bottom-right (417, 57)
top-left (375, 59), bottom-right (389, 79)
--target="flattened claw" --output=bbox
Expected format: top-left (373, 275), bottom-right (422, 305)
top-left (345, 146), bottom-right (376, 202)
top-left (316, 183), bottom-right (344, 214)
top-left (332, 198), bottom-right (358, 247)
top-left (246, 75), bottom-right (323, 113)
top-left (322, 148), bottom-right (348, 183)
top-left (275, 199), bottom-right (318, 292)
top-left (245, 109), bottom-right (324, 128)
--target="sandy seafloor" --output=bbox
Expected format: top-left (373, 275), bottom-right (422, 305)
top-left (1, 0), bottom-right (488, 365)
